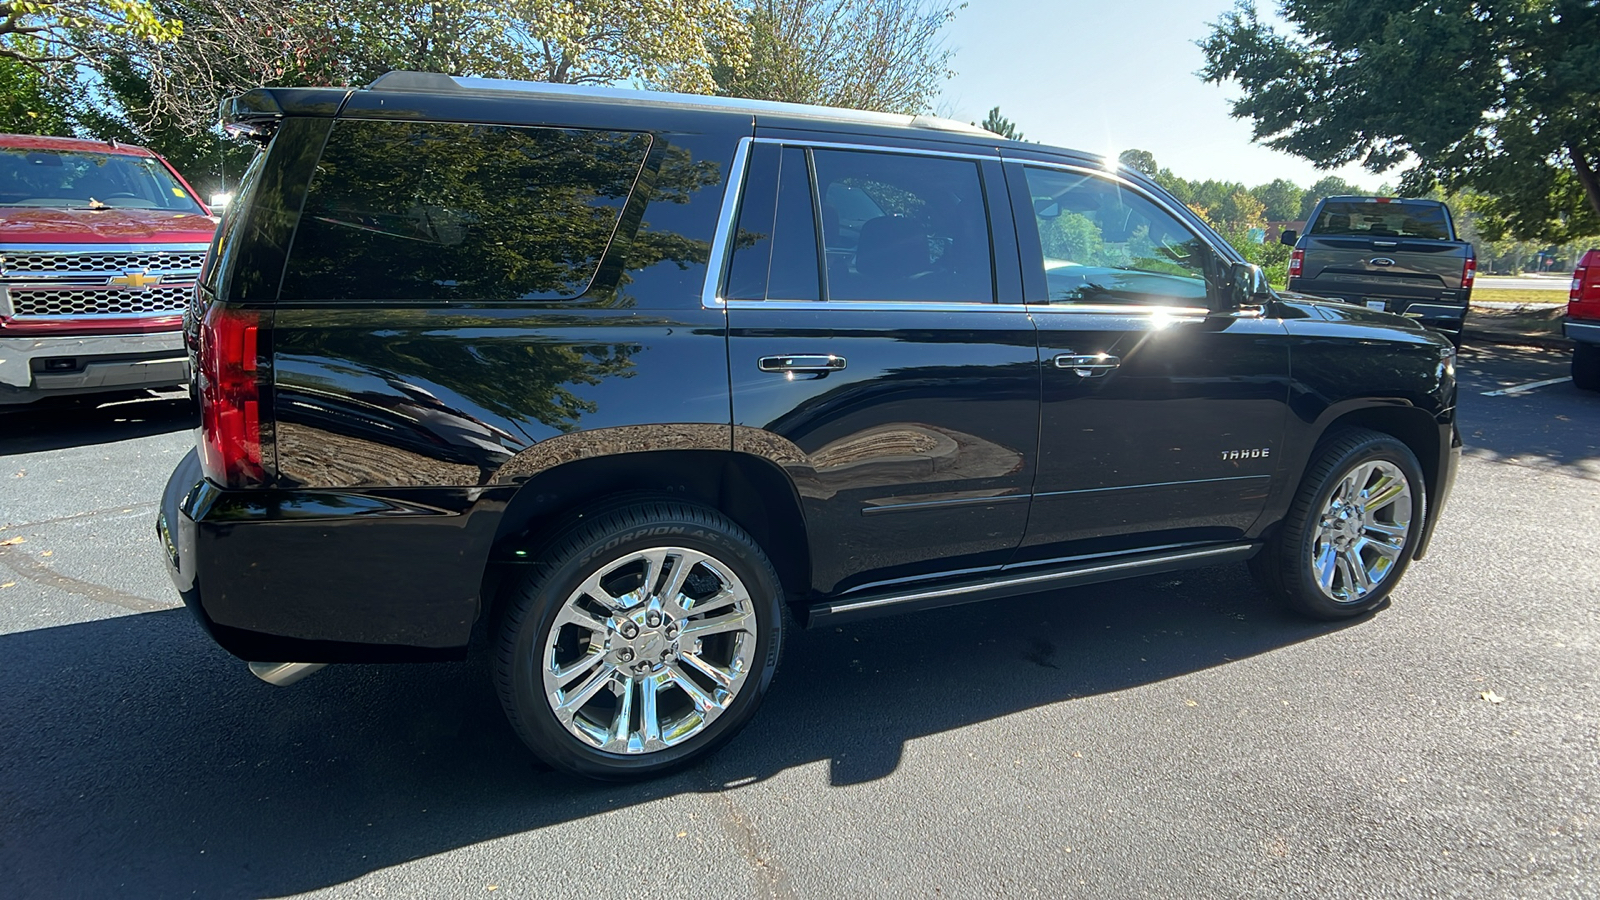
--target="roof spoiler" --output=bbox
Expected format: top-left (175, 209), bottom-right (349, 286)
top-left (219, 87), bottom-right (354, 144)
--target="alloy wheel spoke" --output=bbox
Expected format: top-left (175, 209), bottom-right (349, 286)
top-left (668, 664), bottom-right (725, 713)
top-left (556, 662), bottom-right (617, 715)
top-left (551, 646), bottom-right (607, 689)
top-left (1358, 536), bottom-right (1401, 562)
top-left (655, 551), bottom-right (696, 609)
top-left (604, 675), bottom-right (636, 752)
top-left (678, 651), bottom-right (735, 689)
top-left (681, 607), bottom-right (754, 641)
top-left (576, 570), bottom-right (633, 612)
top-left (553, 603), bottom-right (610, 635)
top-left (639, 673), bottom-right (663, 747)
top-left (1363, 520), bottom-right (1408, 542)
top-left (1343, 547), bottom-right (1373, 594)
top-left (1365, 474), bottom-right (1407, 510)
top-left (1315, 542), bottom-right (1339, 592)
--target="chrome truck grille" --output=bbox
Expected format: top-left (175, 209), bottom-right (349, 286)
top-left (0, 244), bottom-right (209, 320)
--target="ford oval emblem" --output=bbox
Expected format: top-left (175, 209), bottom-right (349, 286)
top-left (1370, 257), bottom-right (1397, 267)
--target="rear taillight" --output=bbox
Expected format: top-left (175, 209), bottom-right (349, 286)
top-left (1461, 257), bottom-right (1476, 290)
top-left (1572, 250), bottom-right (1600, 306)
top-left (1288, 248), bottom-right (1304, 278)
top-left (197, 304), bottom-right (269, 487)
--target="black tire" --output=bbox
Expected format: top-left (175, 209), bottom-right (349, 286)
top-left (1251, 428), bottom-right (1427, 620)
top-left (494, 500), bottom-right (784, 780)
top-left (1574, 343), bottom-right (1600, 392)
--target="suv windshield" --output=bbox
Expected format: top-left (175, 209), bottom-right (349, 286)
top-left (1310, 200), bottom-right (1451, 240)
top-left (0, 148), bottom-right (204, 213)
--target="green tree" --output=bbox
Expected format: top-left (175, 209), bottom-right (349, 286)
top-left (711, 0), bottom-right (960, 114)
top-left (81, 0), bottom-right (749, 136)
top-left (1200, 0), bottom-right (1600, 243)
top-left (0, 0), bottom-right (178, 65)
top-left (0, 50), bottom-right (73, 134)
top-left (1117, 148), bottom-right (1157, 176)
top-left (978, 106), bottom-right (1022, 140)
top-left (1250, 177), bottom-right (1302, 222)
top-left (1298, 175), bottom-right (1365, 220)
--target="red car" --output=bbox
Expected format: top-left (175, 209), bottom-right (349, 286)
top-left (0, 133), bottom-right (216, 407)
top-left (1569, 248), bottom-right (1600, 392)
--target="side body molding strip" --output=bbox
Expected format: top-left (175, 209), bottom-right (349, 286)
top-left (805, 542), bottom-right (1259, 625)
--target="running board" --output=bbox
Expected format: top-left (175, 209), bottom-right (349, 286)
top-left (805, 542), bottom-right (1259, 626)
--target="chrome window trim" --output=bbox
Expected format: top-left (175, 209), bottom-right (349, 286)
top-left (700, 135), bottom-right (754, 311)
top-left (698, 136), bottom-right (1231, 316)
top-left (754, 136), bottom-right (1000, 163)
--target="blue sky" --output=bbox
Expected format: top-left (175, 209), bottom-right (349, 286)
top-left (936, 0), bottom-right (1386, 189)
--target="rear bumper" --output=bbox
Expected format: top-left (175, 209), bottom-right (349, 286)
top-left (0, 328), bottom-right (186, 404)
top-left (1565, 318), bottom-right (1600, 345)
top-left (156, 449), bottom-right (511, 662)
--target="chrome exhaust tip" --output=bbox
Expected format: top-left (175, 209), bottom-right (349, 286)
top-left (247, 661), bottom-right (328, 686)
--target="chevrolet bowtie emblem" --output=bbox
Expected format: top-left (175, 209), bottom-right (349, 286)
top-left (108, 268), bottom-right (162, 289)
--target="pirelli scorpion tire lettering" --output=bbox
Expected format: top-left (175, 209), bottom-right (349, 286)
top-left (493, 501), bottom-right (785, 780)
top-left (1250, 428), bottom-right (1427, 620)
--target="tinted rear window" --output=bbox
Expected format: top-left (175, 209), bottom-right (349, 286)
top-left (280, 120), bottom-right (650, 302)
top-left (1310, 201), bottom-right (1452, 240)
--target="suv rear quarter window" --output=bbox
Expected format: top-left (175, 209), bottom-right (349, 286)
top-left (279, 121), bottom-right (651, 302)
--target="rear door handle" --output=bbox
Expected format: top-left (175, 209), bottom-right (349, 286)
top-left (1053, 352), bottom-right (1120, 377)
top-left (759, 354), bottom-right (847, 373)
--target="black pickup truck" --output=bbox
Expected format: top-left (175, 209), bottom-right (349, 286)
top-left (1282, 196), bottom-right (1475, 343)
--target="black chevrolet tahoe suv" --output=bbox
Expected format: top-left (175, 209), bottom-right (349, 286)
top-left (1281, 196), bottom-right (1476, 343)
top-left (157, 72), bottom-right (1461, 779)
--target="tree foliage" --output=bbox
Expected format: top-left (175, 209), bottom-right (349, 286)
top-left (1117, 148), bottom-right (1157, 176)
top-left (978, 106), bottom-right (1021, 140)
top-left (1200, 0), bottom-right (1600, 243)
top-left (0, 49), bottom-right (73, 134)
top-left (0, 0), bottom-right (178, 64)
top-left (711, 0), bottom-right (959, 114)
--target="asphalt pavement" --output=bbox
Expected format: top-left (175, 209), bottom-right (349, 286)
top-left (1, 355), bottom-right (1596, 900)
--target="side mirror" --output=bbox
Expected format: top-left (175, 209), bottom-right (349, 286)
top-left (1277, 228), bottom-right (1297, 247)
top-left (1033, 198), bottom-right (1061, 219)
top-left (1226, 262), bottom-right (1273, 309)
top-left (209, 192), bottom-right (232, 212)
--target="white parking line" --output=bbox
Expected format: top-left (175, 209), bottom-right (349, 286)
top-left (1482, 376), bottom-right (1572, 396)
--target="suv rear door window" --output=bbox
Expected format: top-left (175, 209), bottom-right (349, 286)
top-left (811, 149), bottom-right (993, 303)
top-left (1311, 200), bottom-right (1451, 240)
top-left (280, 120), bottom-right (650, 302)
top-left (1023, 166), bottom-right (1210, 306)
top-left (723, 145), bottom-right (821, 301)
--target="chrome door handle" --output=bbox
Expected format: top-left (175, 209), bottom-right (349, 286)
top-left (759, 354), bottom-right (847, 373)
top-left (1053, 352), bottom-right (1120, 377)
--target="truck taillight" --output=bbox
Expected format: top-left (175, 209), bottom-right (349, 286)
top-left (1572, 250), bottom-right (1600, 305)
top-left (197, 304), bottom-right (268, 487)
top-left (1462, 257), bottom-right (1476, 290)
top-left (1289, 248), bottom-right (1304, 278)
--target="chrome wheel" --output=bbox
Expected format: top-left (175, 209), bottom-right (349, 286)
top-left (541, 547), bottom-right (758, 755)
top-left (1310, 459), bottom-right (1414, 604)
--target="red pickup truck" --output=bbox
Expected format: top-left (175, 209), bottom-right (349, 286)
top-left (0, 133), bottom-right (215, 407)
top-left (1570, 248), bottom-right (1600, 392)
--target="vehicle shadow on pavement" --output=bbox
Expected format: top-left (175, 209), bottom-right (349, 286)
top-left (0, 393), bottom-right (194, 456)
top-left (0, 564), bottom-right (1367, 899)
top-left (1455, 343), bottom-right (1600, 477)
